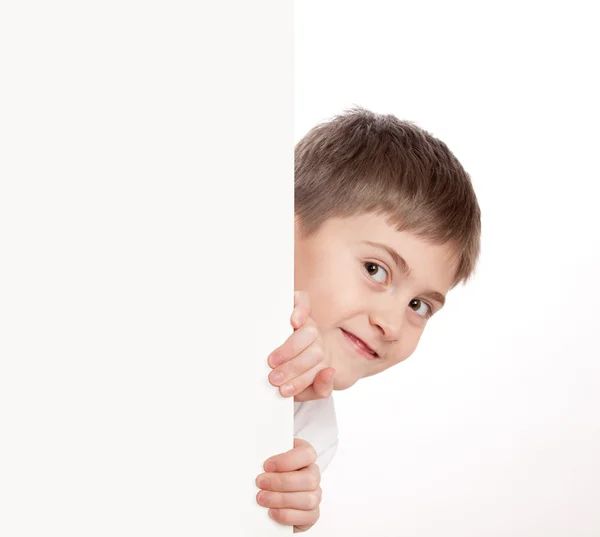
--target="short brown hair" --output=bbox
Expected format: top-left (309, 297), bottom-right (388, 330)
top-left (295, 107), bottom-right (481, 287)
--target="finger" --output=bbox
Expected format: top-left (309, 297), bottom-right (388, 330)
top-left (269, 506), bottom-right (320, 528)
top-left (257, 487), bottom-right (321, 511)
top-left (268, 343), bottom-right (325, 388)
top-left (263, 440), bottom-right (318, 473)
top-left (294, 367), bottom-right (335, 402)
top-left (268, 320), bottom-right (319, 368)
top-left (277, 362), bottom-right (326, 398)
top-left (291, 291), bottom-right (311, 330)
top-left (256, 465), bottom-right (320, 492)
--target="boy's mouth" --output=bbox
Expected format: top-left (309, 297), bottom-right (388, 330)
top-left (341, 329), bottom-right (379, 359)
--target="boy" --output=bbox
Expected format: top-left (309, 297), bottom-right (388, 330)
top-left (255, 107), bottom-right (481, 532)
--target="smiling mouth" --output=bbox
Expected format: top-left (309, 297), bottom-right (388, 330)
top-left (341, 329), bottom-right (379, 360)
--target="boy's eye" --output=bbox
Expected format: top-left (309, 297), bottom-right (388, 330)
top-left (409, 299), bottom-right (431, 318)
top-left (364, 262), bottom-right (388, 283)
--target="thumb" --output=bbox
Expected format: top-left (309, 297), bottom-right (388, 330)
top-left (312, 367), bottom-right (336, 399)
top-left (291, 291), bottom-right (311, 330)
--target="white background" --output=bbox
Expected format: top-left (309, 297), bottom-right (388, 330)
top-left (1, 2), bottom-right (293, 535)
top-left (295, 1), bottom-right (600, 535)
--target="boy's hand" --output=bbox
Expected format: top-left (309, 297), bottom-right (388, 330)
top-left (256, 438), bottom-right (322, 533)
top-left (268, 291), bottom-right (336, 402)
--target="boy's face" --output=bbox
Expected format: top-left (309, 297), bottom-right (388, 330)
top-left (294, 214), bottom-right (459, 390)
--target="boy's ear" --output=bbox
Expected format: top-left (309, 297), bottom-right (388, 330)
top-left (294, 213), bottom-right (314, 240)
top-left (293, 213), bottom-right (302, 234)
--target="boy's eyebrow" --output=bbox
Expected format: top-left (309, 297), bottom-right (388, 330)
top-left (362, 240), bottom-right (412, 277)
top-left (422, 291), bottom-right (446, 308)
top-left (361, 240), bottom-right (447, 307)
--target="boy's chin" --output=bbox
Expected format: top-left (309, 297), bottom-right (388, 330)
top-left (332, 372), bottom-right (360, 391)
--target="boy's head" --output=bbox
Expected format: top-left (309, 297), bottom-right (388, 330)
top-left (294, 107), bottom-right (481, 390)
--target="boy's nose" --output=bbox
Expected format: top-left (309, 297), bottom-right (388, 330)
top-left (369, 308), bottom-right (403, 342)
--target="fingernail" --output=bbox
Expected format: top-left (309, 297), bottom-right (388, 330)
top-left (269, 354), bottom-right (284, 366)
top-left (258, 477), bottom-right (270, 488)
top-left (270, 371), bottom-right (285, 385)
top-left (264, 461), bottom-right (276, 473)
top-left (280, 383), bottom-right (294, 396)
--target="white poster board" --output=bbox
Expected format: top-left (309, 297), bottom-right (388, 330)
top-left (0, 2), bottom-right (293, 535)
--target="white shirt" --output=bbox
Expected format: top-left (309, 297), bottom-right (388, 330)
top-left (293, 396), bottom-right (339, 473)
